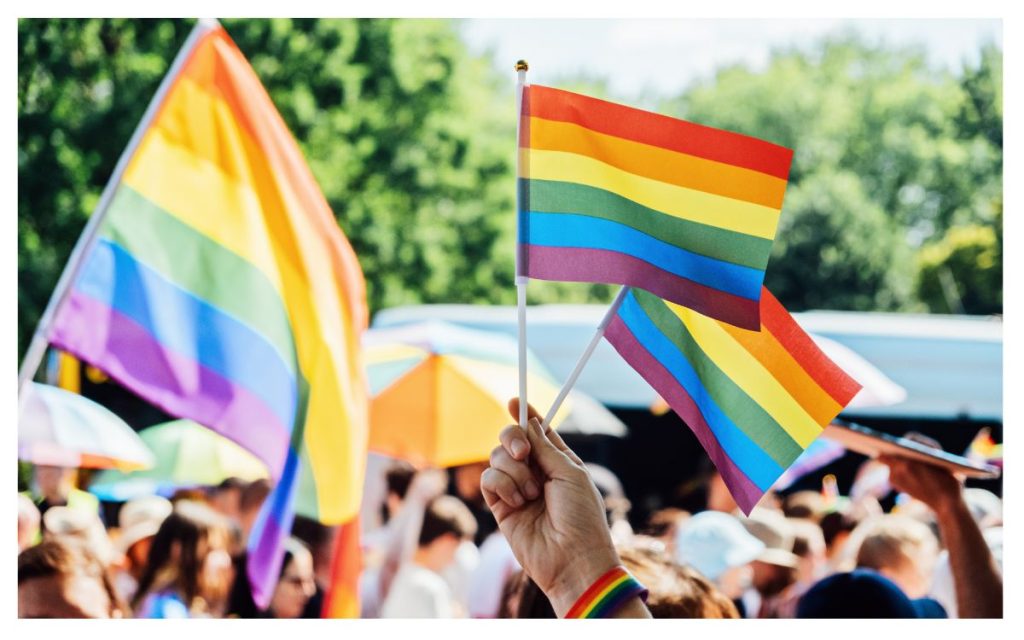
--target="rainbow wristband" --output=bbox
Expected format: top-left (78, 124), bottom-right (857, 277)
top-left (564, 566), bottom-right (648, 618)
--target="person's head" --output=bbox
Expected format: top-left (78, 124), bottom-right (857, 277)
top-left (796, 569), bottom-right (946, 618)
top-left (18, 494), bottom-right (41, 551)
top-left (238, 478), bottom-right (272, 540)
top-left (452, 461), bottom-right (488, 504)
top-left (819, 506), bottom-right (867, 567)
top-left (268, 537), bottom-right (316, 618)
top-left (18, 538), bottom-right (127, 618)
top-left (790, 518), bottom-right (828, 584)
top-left (43, 506), bottom-right (117, 568)
top-left (783, 491), bottom-right (828, 522)
top-left (851, 515), bottom-right (939, 599)
top-left (383, 461), bottom-right (416, 522)
top-left (117, 495), bottom-right (173, 576)
top-left (131, 500), bottom-right (232, 615)
top-left (415, 496), bottom-right (477, 572)
top-left (620, 545), bottom-right (739, 618)
top-left (208, 477), bottom-right (246, 523)
top-left (643, 508), bottom-right (690, 553)
top-left (34, 465), bottom-right (75, 503)
top-left (674, 510), bottom-right (763, 599)
top-left (291, 514), bottom-right (336, 587)
top-left (741, 509), bottom-right (800, 598)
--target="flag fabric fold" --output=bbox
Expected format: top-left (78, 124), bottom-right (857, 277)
top-left (518, 85), bottom-right (793, 330)
top-left (605, 287), bottom-right (861, 513)
top-left (47, 23), bottom-right (368, 607)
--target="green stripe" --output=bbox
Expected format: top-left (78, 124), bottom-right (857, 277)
top-left (524, 179), bottom-right (772, 270)
top-left (100, 186), bottom-right (298, 378)
top-left (586, 578), bottom-right (633, 617)
top-left (633, 289), bottom-right (802, 467)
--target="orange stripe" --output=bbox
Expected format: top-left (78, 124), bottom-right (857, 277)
top-left (526, 116), bottom-right (787, 209)
top-left (720, 321), bottom-right (843, 427)
top-left (758, 289), bottom-right (862, 407)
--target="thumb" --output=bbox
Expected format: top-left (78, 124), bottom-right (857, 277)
top-left (524, 417), bottom-right (577, 477)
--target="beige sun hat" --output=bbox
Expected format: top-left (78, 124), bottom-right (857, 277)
top-left (42, 506), bottom-right (116, 566)
top-left (742, 508), bottom-right (800, 568)
top-left (116, 495), bottom-right (173, 554)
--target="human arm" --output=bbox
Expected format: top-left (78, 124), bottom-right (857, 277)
top-left (879, 454), bottom-right (1002, 618)
top-left (376, 468), bottom-right (448, 602)
top-left (480, 400), bottom-right (650, 618)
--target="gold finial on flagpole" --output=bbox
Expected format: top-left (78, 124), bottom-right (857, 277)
top-left (515, 59), bottom-right (529, 72)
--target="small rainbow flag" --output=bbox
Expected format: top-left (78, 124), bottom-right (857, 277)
top-left (965, 428), bottom-right (1003, 468)
top-left (518, 85), bottom-right (793, 330)
top-left (605, 287), bottom-right (861, 513)
top-left (48, 23), bottom-right (368, 607)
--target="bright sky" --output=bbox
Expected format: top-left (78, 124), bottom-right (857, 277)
top-left (459, 19), bottom-right (1003, 101)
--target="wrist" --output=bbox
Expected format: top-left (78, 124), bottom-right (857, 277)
top-left (933, 491), bottom-right (971, 525)
top-left (545, 549), bottom-right (622, 617)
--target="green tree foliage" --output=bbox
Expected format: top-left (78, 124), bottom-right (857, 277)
top-left (916, 221), bottom-right (1002, 315)
top-left (18, 18), bottom-right (519, 360)
top-left (664, 35), bottom-right (1002, 314)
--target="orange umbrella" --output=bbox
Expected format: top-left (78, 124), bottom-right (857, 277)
top-left (365, 321), bottom-right (568, 467)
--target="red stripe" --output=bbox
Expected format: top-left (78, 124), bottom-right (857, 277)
top-left (524, 245), bottom-right (761, 330)
top-left (524, 85), bottom-right (793, 181)
top-left (565, 566), bottom-right (627, 618)
top-left (759, 288), bottom-right (862, 407)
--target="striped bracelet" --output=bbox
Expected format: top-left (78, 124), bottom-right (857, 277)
top-left (564, 565), bottom-right (648, 618)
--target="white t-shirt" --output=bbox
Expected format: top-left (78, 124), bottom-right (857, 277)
top-left (380, 563), bottom-right (454, 618)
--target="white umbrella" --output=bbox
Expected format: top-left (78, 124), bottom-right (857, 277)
top-left (19, 382), bottom-right (155, 471)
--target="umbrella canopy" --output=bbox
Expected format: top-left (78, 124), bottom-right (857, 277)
top-left (89, 419), bottom-right (269, 502)
top-left (19, 382), bottom-right (155, 471)
top-left (557, 391), bottom-right (627, 437)
top-left (365, 321), bottom-right (569, 467)
top-left (810, 334), bottom-right (907, 409)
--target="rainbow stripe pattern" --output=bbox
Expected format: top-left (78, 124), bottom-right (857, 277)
top-left (518, 85), bottom-right (793, 330)
top-left (48, 24), bottom-right (368, 606)
top-left (564, 566), bottom-right (648, 618)
top-left (605, 287), bottom-right (862, 514)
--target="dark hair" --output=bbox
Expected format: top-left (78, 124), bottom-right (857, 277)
top-left (225, 541), bottom-right (306, 619)
top-left (515, 575), bottom-right (556, 618)
top-left (240, 479), bottom-right (272, 514)
top-left (131, 501), bottom-right (230, 614)
top-left (418, 496), bottom-right (477, 547)
top-left (215, 477), bottom-right (246, 493)
top-left (385, 462), bottom-right (416, 499)
top-left (18, 537), bottom-right (129, 617)
top-left (820, 510), bottom-right (863, 548)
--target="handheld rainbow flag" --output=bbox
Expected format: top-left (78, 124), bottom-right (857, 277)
top-left (44, 21), bottom-right (368, 607)
top-left (605, 287), bottom-right (861, 513)
top-left (518, 85), bottom-right (793, 330)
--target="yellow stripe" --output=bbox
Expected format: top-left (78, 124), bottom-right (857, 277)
top-left (522, 148), bottom-right (780, 239)
top-left (580, 575), bottom-right (629, 617)
top-left (666, 302), bottom-right (823, 447)
top-left (125, 76), bottom-right (364, 521)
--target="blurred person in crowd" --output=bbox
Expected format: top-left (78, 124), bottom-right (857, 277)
top-left (767, 518), bottom-right (828, 617)
top-left (498, 569), bottom-right (529, 618)
top-left (238, 478), bottom-right (271, 542)
top-left (928, 487), bottom-right (1002, 617)
top-left (450, 460), bottom-right (497, 547)
top-left (291, 515), bottom-right (337, 617)
top-left (467, 527), bottom-right (520, 617)
top-left (674, 510), bottom-right (762, 608)
top-left (619, 545), bottom-right (739, 618)
top-left (18, 493), bottom-right (41, 551)
top-left (796, 568), bottom-right (946, 618)
top-left (481, 400), bottom-right (651, 618)
top-left (879, 453), bottom-right (1002, 618)
top-left (43, 506), bottom-right (117, 568)
top-left (850, 514), bottom-right (939, 599)
top-left (18, 537), bottom-right (127, 618)
top-left (963, 487), bottom-right (1003, 528)
top-left (23, 465), bottom-right (99, 523)
top-left (111, 495), bottom-right (173, 602)
top-left (740, 508), bottom-right (800, 618)
top-left (642, 507), bottom-right (690, 557)
top-left (383, 461), bottom-right (417, 524)
top-left (819, 502), bottom-right (870, 571)
top-left (782, 490), bottom-right (827, 522)
top-left (380, 495), bottom-right (477, 617)
top-left (228, 537), bottom-right (317, 618)
top-left (586, 463), bottom-right (634, 544)
top-left (207, 477), bottom-right (246, 523)
top-left (131, 501), bottom-right (233, 618)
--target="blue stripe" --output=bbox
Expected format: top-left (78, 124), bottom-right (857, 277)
top-left (525, 212), bottom-right (763, 300)
top-left (74, 238), bottom-right (298, 430)
top-left (617, 290), bottom-right (782, 491)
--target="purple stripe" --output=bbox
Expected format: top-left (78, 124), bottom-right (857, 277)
top-left (524, 245), bottom-right (760, 330)
top-left (247, 447), bottom-right (300, 608)
top-left (50, 290), bottom-right (290, 478)
top-left (606, 317), bottom-right (763, 513)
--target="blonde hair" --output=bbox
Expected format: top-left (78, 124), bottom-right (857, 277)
top-left (852, 515), bottom-right (938, 573)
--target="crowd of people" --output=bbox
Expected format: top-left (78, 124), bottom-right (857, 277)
top-left (17, 400), bottom-right (1003, 619)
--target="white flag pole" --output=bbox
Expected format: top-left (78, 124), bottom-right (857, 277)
top-left (16, 18), bottom-right (220, 397)
top-left (514, 60), bottom-right (529, 430)
top-left (542, 285), bottom-right (628, 429)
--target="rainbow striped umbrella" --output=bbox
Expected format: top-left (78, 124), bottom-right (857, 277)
top-left (365, 321), bottom-right (569, 467)
top-left (18, 382), bottom-right (155, 471)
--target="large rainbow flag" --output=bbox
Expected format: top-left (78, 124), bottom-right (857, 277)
top-left (47, 22), bottom-right (368, 607)
top-left (605, 287), bottom-right (861, 513)
top-left (518, 85), bottom-right (793, 330)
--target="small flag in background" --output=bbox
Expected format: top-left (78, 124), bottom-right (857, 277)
top-left (518, 85), bottom-right (793, 330)
top-left (965, 427), bottom-right (1003, 468)
top-left (47, 23), bottom-right (368, 607)
top-left (605, 287), bottom-right (861, 513)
